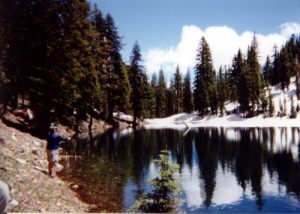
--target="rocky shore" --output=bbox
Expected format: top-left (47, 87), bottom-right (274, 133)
top-left (0, 119), bottom-right (90, 213)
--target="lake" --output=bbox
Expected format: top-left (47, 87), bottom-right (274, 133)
top-left (58, 127), bottom-right (300, 212)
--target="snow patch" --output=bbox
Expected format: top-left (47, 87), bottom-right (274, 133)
top-left (145, 78), bottom-right (300, 128)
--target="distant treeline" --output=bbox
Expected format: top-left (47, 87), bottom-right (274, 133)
top-left (0, 0), bottom-right (300, 132)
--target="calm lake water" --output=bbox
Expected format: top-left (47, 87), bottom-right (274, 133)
top-left (58, 127), bottom-right (300, 212)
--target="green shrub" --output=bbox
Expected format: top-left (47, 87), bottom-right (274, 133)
top-left (134, 149), bottom-right (180, 213)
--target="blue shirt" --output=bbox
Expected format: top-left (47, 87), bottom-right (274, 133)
top-left (46, 133), bottom-right (67, 150)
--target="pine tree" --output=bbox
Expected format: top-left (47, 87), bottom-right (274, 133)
top-left (286, 34), bottom-right (297, 67)
top-left (173, 65), bottom-right (183, 113)
top-left (246, 35), bottom-right (263, 116)
top-left (0, 1), bottom-right (110, 132)
top-left (156, 69), bottom-right (167, 117)
top-left (231, 49), bottom-right (250, 114)
top-left (260, 92), bottom-right (268, 116)
top-left (263, 56), bottom-right (272, 86)
top-left (93, 7), bottom-right (110, 119)
top-left (229, 49), bottom-right (243, 103)
top-left (135, 149), bottom-right (180, 212)
top-left (0, 0), bottom-right (74, 129)
top-left (166, 79), bottom-right (175, 116)
top-left (279, 47), bottom-right (292, 91)
top-left (183, 70), bottom-right (193, 113)
top-left (56, 0), bottom-right (103, 125)
top-left (210, 73), bottom-right (218, 115)
top-left (0, 0), bottom-right (38, 110)
top-left (95, 13), bottom-right (130, 120)
top-left (142, 80), bottom-right (153, 119)
top-left (224, 67), bottom-right (231, 102)
top-left (128, 42), bottom-right (148, 125)
top-left (194, 37), bottom-right (216, 116)
top-left (271, 46), bottom-right (281, 86)
top-left (238, 63), bottom-right (251, 114)
top-left (217, 67), bottom-right (227, 116)
top-left (267, 89), bottom-right (274, 117)
top-left (149, 73), bottom-right (157, 118)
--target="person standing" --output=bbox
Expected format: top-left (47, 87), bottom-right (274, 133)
top-left (46, 126), bottom-right (70, 178)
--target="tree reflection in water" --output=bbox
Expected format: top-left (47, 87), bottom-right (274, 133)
top-left (58, 127), bottom-right (300, 212)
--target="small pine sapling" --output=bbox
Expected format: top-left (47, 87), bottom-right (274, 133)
top-left (134, 148), bottom-right (180, 213)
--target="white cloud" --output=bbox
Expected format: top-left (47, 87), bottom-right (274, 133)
top-left (144, 22), bottom-right (300, 80)
top-left (280, 22), bottom-right (300, 37)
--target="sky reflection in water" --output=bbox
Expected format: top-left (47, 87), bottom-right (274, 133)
top-left (59, 127), bottom-right (300, 212)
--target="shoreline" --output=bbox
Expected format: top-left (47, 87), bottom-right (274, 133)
top-left (1, 111), bottom-right (299, 212)
top-left (144, 113), bottom-right (300, 129)
top-left (0, 119), bottom-right (90, 213)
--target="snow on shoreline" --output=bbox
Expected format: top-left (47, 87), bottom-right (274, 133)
top-left (145, 78), bottom-right (300, 129)
top-left (144, 113), bottom-right (300, 129)
top-left (116, 78), bottom-right (300, 129)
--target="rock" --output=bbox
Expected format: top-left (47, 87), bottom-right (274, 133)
top-left (31, 150), bottom-right (39, 155)
top-left (71, 184), bottom-right (79, 190)
top-left (32, 141), bottom-right (41, 147)
top-left (0, 167), bottom-right (7, 172)
top-left (18, 149), bottom-right (25, 153)
top-left (10, 199), bottom-right (19, 206)
top-left (56, 163), bottom-right (64, 171)
top-left (33, 166), bottom-right (44, 171)
top-left (11, 132), bottom-right (18, 141)
top-left (16, 158), bottom-right (26, 165)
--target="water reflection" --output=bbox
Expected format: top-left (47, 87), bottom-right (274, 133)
top-left (58, 127), bottom-right (300, 212)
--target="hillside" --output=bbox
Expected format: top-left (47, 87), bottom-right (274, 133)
top-left (0, 119), bottom-right (90, 212)
top-left (144, 77), bottom-right (300, 129)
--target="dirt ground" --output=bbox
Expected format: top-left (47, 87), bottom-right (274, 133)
top-left (0, 118), bottom-right (91, 213)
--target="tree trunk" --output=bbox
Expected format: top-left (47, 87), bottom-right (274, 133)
top-left (88, 115), bottom-right (93, 132)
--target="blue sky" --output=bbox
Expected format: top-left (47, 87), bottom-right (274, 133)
top-left (90, 0), bottom-right (300, 79)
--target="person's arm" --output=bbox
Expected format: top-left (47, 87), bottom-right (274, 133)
top-left (55, 135), bottom-right (70, 145)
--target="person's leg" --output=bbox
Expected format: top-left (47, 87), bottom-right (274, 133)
top-left (47, 149), bottom-right (56, 177)
top-left (48, 162), bottom-right (54, 177)
top-left (51, 161), bottom-right (57, 177)
top-left (50, 150), bottom-right (59, 177)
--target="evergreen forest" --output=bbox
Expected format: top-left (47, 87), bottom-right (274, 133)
top-left (1, 0), bottom-right (300, 133)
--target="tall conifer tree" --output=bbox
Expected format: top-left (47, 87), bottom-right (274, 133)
top-left (149, 73), bottom-right (157, 118)
top-left (279, 47), bottom-right (292, 91)
top-left (217, 67), bottom-right (227, 116)
top-left (246, 35), bottom-right (263, 116)
top-left (166, 78), bottom-right (175, 116)
top-left (129, 42), bottom-right (148, 124)
top-left (156, 69), bottom-right (167, 117)
top-left (183, 70), bottom-right (193, 113)
top-left (194, 37), bottom-right (216, 116)
top-left (173, 65), bottom-right (183, 113)
top-left (263, 56), bottom-right (272, 86)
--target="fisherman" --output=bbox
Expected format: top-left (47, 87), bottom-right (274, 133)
top-left (46, 126), bottom-right (70, 178)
